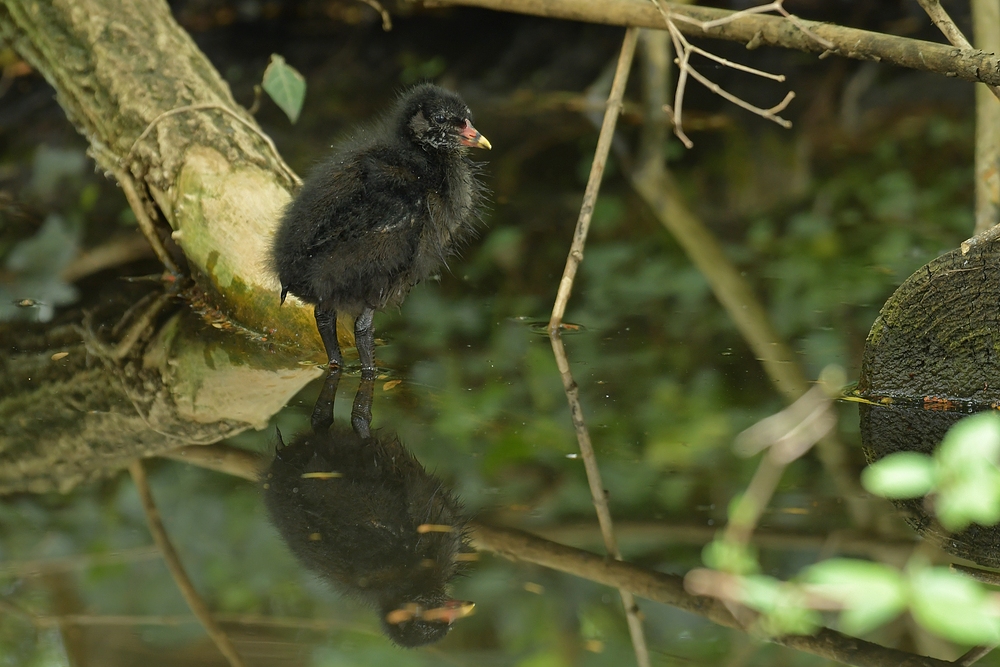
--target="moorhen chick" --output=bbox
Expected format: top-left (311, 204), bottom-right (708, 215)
top-left (262, 372), bottom-right (476, 647)
top-left (271, 84), bottom-right (490, 374)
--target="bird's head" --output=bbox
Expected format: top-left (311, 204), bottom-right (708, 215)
top-left (382, 596), bottom-right (475, 647)
top-left (399, 84), bottom-right (491, 154)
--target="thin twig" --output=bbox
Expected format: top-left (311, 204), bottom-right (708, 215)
top-left (956, 645), bottom-right (997, 666)
top-left (972, 0), bottom-right (1000, 233)
top-left (684, 66), bottom-right (793, 128)
top-left (685, 43), bottom-right (786, 81)
top-left (550, 333), bottom-right (651, 667)
top-left (549, 28), bottom-right (639, 327)
top-left (357, 0), bottom-right (392, 30)
top-left (129, 460), bottom-right (247, 667)
top-left (161, 444), bottom-right (264, 482)
top-left (549, 29), bottom-right (650, 667)
top-left (0, 547), bottom-right (160, 577)
top-left (652, 1), bottom-right (796, 146)
top-left (916, 0), bottom-right (1000, 102)
top-left (126, 103), bottom-right (302, 187)
top-left (28, 612), bottom-right (377, 635)
top-left (773, 5), bottom-right (835, 50)
top-left (699, 0), bottom-right (784, 30)
top-left (60, 233), bottom-right (155, 283)
top-left (110, 166), bottom-right (180, 276)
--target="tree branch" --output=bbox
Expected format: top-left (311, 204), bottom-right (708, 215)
top-left (424, 0), bottom-right (1000, 86)
top-left (471, 523), bottom-right (953, 667)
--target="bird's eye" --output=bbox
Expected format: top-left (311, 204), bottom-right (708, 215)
top-left (433, 114), bottom-right (447, 124)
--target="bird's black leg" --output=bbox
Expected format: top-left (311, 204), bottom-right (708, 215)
top-left (314, 305), bottom-right (343, 368)
top-left (351, 376), bottom-right (374, 439)
top-left (310, 367), bottom-right (341, 433)
top-left (354, 306), bottom-right (376, 378)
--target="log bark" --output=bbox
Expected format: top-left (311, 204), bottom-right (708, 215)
top-left (0, 302), bottom-right (320, 495)
top-left (0, 0), bottom-right (325, 353)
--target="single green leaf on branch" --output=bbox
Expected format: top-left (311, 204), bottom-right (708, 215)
top-left (262, 54), bottom-right (306, 124)
top-left (860, 451), bottom-right (936, 499)
top-left (909, 565), bottom-right (1000, 645)
top-left (802, 558), bottom-right (907, 635)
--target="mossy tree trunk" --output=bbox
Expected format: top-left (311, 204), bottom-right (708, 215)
top-left (0, 0), bottom-right (321, 351)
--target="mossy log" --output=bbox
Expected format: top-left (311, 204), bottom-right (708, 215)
top-left (0, 0), bottom-right (328, 354)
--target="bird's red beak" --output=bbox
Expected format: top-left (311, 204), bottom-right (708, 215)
top-left (421, 599), bottom-right (476, 624)
top-left (459, 119), bottom-right (491, 150)
top-left (385, 599), bottom-right (476, 626)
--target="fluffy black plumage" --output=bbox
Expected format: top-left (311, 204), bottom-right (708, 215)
top-left (262, 374), bottom-right (475, 647)
top-left (271, 84), bottom-right (490, 374)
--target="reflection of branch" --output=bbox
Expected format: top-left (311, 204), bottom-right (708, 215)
top-left (548, 28), bottom-right (651, 667)
top-left (162, 444), bottom-right (263, 481)
top-left (60, 233), bottom-right (154, 283)
top-left (533, 521), bottom-right (919, 562)
top-left (156, 447), bottom-right (939, 665)
top-left (28, 612), bottom-right (377, 634)
top-left (0, 546), bottom-right (160, 576)
top-left (129, 460), bottom-right (247, 667)
top-left (427, 0), bottom-right (1000, 87)
top-left (472, 523), bottom-right (952, 667)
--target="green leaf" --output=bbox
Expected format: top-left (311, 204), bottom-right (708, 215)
top-left (909, 566), bottom-right (1000, 645)
top-left (740, 575), bottom-right (821, 636)
top-left (860, 452), bottom-right (935, 499)
top-left (262, 54), bottom-right (306, 124)
top-left (938, 412), bottom-right (1000, 469)
top-left (802, 559), bottom-right (906, 635)
top-left (936, 466), bottom-right (1000, 531)
top-left (702, 538), bottom-right (759, 575)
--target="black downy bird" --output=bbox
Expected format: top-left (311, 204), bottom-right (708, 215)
top-left (271, 84), bottom-right (490, 374)
top-left (263, 372), bottom-right (476, 647)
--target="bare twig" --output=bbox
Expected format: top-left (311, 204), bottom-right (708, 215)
top-left (110, 166), bottom-right (180, 276)
top-left (916, 0), bottom-right (1000, 103)
top-left (161, 444), bottom-right (264, 482)
top-left (81, 292), bottom-right (172, 361)
top-left (549, 334), bottom-right (650, 667)
top-left (60, 233), bottom-right (154, 283)
top-left (28, 612), bottom-right (377, 635)
top-left (0, 547), bottom-right (160, 577)
top-left (129, 460), bottom-right (246, 667)
top-left (358, 0), bottom-right (392, 30)
top-left (549, 28), bottom-right (639, 327)
top-left (652, 0), bottom-right (795, 146)
top-left (956, 645), bottom-right (997, 666)
top-left (972, 0), bottom-right (1000, 234)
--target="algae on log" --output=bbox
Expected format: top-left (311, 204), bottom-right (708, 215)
top-left (0, 0), bottom-right (327, 354)
top-left (0, 300), bottom-right (322, 495)
top-left (857, 236), bottom-right (1000, 408)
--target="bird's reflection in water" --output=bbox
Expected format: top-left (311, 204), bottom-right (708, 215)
top-left (263, 370), bottom-right (476, 647)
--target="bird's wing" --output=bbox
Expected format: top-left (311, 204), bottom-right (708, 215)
top-left (305, 152), bottom-right (424, 249)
